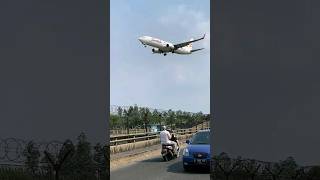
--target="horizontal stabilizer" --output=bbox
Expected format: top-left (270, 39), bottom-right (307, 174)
top-left (191, 48), bottom-right (204, 52)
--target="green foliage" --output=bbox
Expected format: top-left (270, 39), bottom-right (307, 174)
top-left (93, 143), bottom-right (108, 178)
top-left (139, 107), bottom-right (150, 131)
top-left (71, 133), bottom-right (95, 178)
top-left (151, 109), bottom-right (161, 125)
top-left (58, 139), bottom-right (76, 177)
top-left (110, 105), bottom-right (209, 131)
top-left (308, 166), bottom-right (320, 178)
top-left (280, 156), bottom-right (299, 178)
top-left (23, 141), bottom-right (40, 175)
top-left (110, 114), bottom-right (122, 129)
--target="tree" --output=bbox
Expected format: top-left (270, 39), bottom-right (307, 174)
top-left (58, 139), bottom-right (76, 178)
top-left (214, 152), bottom-right (241, 180)
top-left (280, 156), bottom-right (299, 179)
top-left (73, 133), bottom-right (95, 179)
top-left (23, 141), bottom-right (40, 176)
top-left (161, 111), bottom-right (168, 127)
top-left (110, 114), bottom-right (121, 129)
top-left (175, 110), bottom-right (182, 128)
top-left (307, 166), bottom-right (320, 179)
top-left (166, 109), bottom-right (176, 129)
top-left (194, 111), bottom-right (204, 129)
top-left (123, 107), bottom-right (133, 134)
top-left (140, 107), bottom-right (150, 133)
top-left (93, 143), bottom-right (107, 179)
top-left (151, 109), bottom-right (160, 125)
top-left (131, 105), bottom-right (141, 129)
top-left (116, 106), bottom-right (124, 129)
top-left (242, 159), bottom-right (261, 180)
top-left (264, 162), bottom-right (284, 180)
top-left (117, 107), bottom-right (123, 117)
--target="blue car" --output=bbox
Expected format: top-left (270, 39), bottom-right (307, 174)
top-left (182, 129), bottom-right (210, 171)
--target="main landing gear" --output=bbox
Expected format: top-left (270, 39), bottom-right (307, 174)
top-left (164, 53), bottom-right (167, 56)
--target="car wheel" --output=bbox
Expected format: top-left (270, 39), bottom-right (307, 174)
top-left (183, 165), bottom-right (190, 172)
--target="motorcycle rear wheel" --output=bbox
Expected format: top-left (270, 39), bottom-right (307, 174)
top-left (163, 155), bottom-right (168, 161)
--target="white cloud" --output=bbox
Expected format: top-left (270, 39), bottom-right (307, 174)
top-left (158, 5), bottom-right (210, 49)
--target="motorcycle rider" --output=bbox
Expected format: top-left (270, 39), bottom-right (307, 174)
top-left (160, 125), bottom-right (178, 156)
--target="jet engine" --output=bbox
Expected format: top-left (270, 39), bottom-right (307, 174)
top-left (152, 48), bottom-right (161, 53)
top-left (166, 43), bottom-right (174, 49)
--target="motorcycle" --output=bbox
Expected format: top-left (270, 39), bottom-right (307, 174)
top-left (161, 144), bottom-right (179, 161)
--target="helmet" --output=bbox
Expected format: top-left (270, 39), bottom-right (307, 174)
top-left (161, 125), bottom-right (166, 131)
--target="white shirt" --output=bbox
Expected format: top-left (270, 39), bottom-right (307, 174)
top-left (160, 130), bottom-right (171, 144)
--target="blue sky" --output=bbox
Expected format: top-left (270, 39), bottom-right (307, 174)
top-left (110, 0), bottom-right (210, 113)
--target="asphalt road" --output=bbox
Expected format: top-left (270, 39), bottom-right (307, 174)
top-left (110, 153), bottom-right (209, 180)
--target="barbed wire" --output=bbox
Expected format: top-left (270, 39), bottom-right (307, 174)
top-left (211, 157), bottom-right (318, 179)
top-left (0, 138), bottom-right (63, 164)
top-left (0, 138), bottom-right (109, 180)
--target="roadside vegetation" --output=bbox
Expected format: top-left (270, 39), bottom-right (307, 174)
top-left (110, 105), bottom-right (210, 133)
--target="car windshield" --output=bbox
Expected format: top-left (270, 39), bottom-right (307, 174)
top-left (191, 131), bottom-right (210, 144)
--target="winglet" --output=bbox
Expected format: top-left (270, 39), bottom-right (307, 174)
top-left (203, 33), bottom-right (206, 39)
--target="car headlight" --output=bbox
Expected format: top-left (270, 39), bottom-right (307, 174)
top-left (183, 148), bottom-right (190, 156)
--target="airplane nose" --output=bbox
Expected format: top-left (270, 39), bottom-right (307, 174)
top-left (138, 37), bottom-right (143, 42)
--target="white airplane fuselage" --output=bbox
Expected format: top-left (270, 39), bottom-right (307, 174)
top-left (138, 36), bottom-right (192, 55)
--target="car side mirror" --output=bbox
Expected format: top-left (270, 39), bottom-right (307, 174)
top-left (186, 139), bottom-right (190, 144)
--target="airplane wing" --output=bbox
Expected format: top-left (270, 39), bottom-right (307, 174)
top-left (191, 48), bottom-right (204, 52)
top-left (173, 34), bottom-right (205, 49)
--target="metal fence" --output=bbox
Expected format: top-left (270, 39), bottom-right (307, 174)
top-left (110, 127), bottom-right (210, 146)
top-left (110, 129), bottom-right (147, 135)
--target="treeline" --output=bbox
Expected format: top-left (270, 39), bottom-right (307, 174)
top-left (0, 133), bottom-right (109, 180)
top-left (110, 105), bottom-right (209, 132)
top-left (211, 152), bottom-right (320, 180)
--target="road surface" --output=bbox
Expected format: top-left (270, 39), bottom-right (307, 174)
top-left (110, 153), bottom-right (209, 180)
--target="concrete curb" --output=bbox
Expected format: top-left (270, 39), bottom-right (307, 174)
top-left (110, 146), bottom-right (160, 162)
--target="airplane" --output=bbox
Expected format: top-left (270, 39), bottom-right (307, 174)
top-left (138, 34), bottom-right (205, 56)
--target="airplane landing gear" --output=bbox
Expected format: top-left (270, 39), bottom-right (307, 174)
top-left (144, 45), bottom-right (147, 47)
top-left (164, 53), bottom-right (167, 56)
